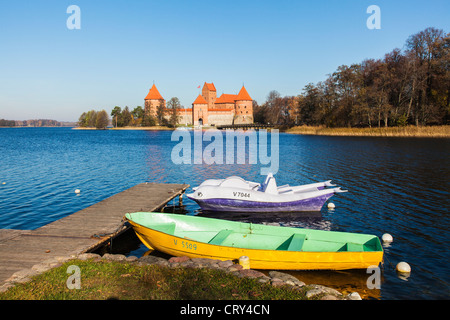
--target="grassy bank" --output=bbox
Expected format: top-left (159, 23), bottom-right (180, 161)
top-left (0, 259), bottom-right (311, 300)
top-left (285, 125), bottom-right (450, 137)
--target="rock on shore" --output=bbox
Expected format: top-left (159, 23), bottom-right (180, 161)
top-left (0, 253), bottom-right (362, 300)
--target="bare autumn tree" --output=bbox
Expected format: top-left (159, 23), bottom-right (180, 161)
top-left (156, 99), bottom-right (166, 125)
top-left (292, 27), bottom-right (448, 128)
top-left (437, 33), bottom-right (450, 124)
top-left (298, 83), bottom-right (323, 126)
top-left (332, 64), bottom-right (364, 127)
top-left (361, 59), bottom-right (393, 127)
top-left (253, 100), bottom-right (268, 124)
top-left (167, 97), bottom-right (181, 127)
top-left (264, 90), bottom-right (281, 124)
top-left (405, 27), bottom-right (447, 125)
top-left (383, 49), bottom-right (412, 125)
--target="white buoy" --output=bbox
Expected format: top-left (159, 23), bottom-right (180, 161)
top-left (1, 182), bottom-right (5, 185)
top-left (327, 202), bottom-right (335, 209)
top-left (396, 262), bottom-right (411, 273)
top-left (239, 256), bottom-right (250, 270)
top-left (382, 233), bottom-right (393, 243)
top-left (74, 189), bottom-right (81, 194)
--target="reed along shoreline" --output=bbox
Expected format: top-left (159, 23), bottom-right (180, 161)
top-left (284, 125), bottom-right (450, 138)
top-left (70, 125), bottom-right (450, 138)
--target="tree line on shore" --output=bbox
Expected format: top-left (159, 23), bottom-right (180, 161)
top-left (0, 119), bottom-right (72, 127)
top-left (77, 110), bottom-right (109, 129)
top-left (77, 27), bottom-right (448, 129)
top-left (0, 119), bottom-right (16, 127)
top-left (77, 98), bottom-right (181, 128)
top-left (254, 27), bottom-right (449, 128)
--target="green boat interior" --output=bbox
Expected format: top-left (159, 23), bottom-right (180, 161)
top-left (127, 212), bottom-right (383, 253)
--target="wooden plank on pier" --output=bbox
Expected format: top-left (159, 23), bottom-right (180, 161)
top-left (0, 182), bottom-right (189, 284)
top-left (216, 124), bottom-right (275, 130)
top-left (0, 230), bottom-right (28, 242)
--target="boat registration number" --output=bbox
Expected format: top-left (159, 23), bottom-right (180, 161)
top-left (233, 192), bottom-right (250, 198)
top-left (174, 239), bottom-right (197, 251)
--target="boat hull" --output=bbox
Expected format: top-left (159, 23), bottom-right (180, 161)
top-left (125, 212), bottom-right (383, 270)
top-left (191, 194), bottom-right (333, 212)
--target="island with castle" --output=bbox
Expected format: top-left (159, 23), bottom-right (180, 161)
top-left (144, 82), bottom-right (254, 126)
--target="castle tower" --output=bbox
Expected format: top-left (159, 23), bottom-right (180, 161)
top-left (144, 84), bottom-right (165, 117)
top-left (192, 94), bottom-right (208, 126)
top-left (234, 86), bottom-right (253, 124)
top-left (202, 82), bottom-right (216, 110)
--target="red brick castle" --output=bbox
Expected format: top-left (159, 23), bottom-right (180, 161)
top-left (144, 82), bottom-right (254, 126)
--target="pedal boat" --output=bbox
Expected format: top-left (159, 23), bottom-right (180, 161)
top-left (187, 174), bottom-right (347, 212)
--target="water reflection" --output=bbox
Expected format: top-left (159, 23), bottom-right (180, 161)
top-left (283, 269), bottom-right (382, 300)
top-left (1, 128), bottom-right (449, 299)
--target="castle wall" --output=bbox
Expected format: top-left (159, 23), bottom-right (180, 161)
top-left (178, 111), bottom-right (193, 125)
top-left (234, 115), bottom-right (254, 125)
top-left (208, 110), bottom-right (235, 126)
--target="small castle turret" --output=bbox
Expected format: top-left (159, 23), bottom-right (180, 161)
top-left (144, 84), bottom-right (165, 117)
top-left (234, 86), bottom-right (253, 124)
top-left (202, 82), bottom-right (217, 110)
top-left (192, 94), bottom-right (208, 126)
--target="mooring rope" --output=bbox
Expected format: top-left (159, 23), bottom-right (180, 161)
top-left (382, 252), bottom-right (396, 270)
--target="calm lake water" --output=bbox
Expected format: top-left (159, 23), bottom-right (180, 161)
top-left (0, 127), bottom-right (449, 299)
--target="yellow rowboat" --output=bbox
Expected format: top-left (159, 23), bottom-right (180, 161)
top-left (125, 212), bottom-right (383, 270)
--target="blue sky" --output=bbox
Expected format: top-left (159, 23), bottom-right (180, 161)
top-left (0, 0), bottom-right (449, 121)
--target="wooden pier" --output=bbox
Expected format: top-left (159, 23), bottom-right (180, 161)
top-left (0, 182), bottom-right (189, 284)
top-left (216, 124), bottom-right (275, 130)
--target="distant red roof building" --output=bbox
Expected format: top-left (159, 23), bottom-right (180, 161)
top-left (143, 82), bottom-right (254, 126)
top-left (192, 82), bottom-right (253, 126)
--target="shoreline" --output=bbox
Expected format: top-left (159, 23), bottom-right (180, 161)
top-left (72, 126), bottom-right (175, 131)
top-left (68, 125), bottom-right (450, 138)
top-left (0, 253), bottom-right (363, 300)
top-left (284, 125), bottom-right (450, 138)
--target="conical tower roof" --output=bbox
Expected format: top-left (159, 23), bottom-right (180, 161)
top-left (193, 94), bottom-right (207, 104)
top-left (145, 84), bottom-right (164, 100)
top-left (236, 86), bottom-right (252, 101)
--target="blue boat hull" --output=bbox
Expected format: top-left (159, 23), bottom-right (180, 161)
top-left (191, 194), bottom-right (334, 212)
